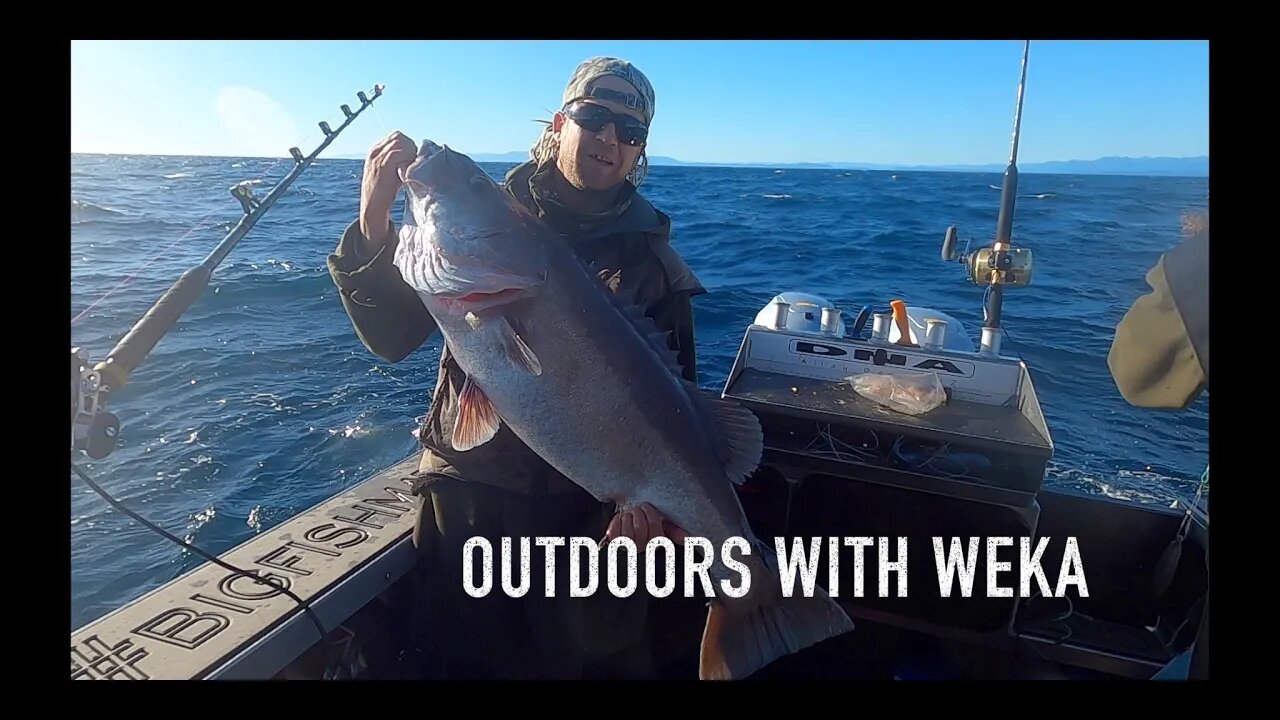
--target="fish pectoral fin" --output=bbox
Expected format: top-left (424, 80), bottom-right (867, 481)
top-left (500, 316), bottom-right (542, 376)
top-left (693, 386), bottom-right (765, 486)
top-left (452, 375), bottom-right (502, 451)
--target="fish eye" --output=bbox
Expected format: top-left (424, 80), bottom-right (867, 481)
top-left (469, 175), bottom-right (490, 193)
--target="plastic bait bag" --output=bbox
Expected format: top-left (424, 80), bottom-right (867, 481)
top-left (848, 371), bottom-right (947, 416)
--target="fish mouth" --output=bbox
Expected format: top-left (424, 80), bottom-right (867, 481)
top-left (438, 286), bottom-right (538, 313)
top-left (426, 244), bottom-right (544, 309)
top-left (400, 140), bottom-right (448, 197)
top-left (395, 211), bottom-right (546, 315)
top-left (445, 287), bottom-right (528, 303)
top-left (419, 139), bottom-right (444, 159)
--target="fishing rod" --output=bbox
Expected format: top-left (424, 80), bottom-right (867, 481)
top-left (942, 40), bottom-right (1035, 356)
top-left (72, 83), bottom-right (384, 460)
top-left (70, 83), bottom-right (386, 655)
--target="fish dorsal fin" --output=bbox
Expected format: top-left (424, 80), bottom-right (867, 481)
top-left (586, 257), bottom-right (761, 484)
top-left (588, 260), bottom-right (685, 377)
top-left (688, 383), bottom-right (763, 486)
top-left (625, 305), bottom-right (684, 378)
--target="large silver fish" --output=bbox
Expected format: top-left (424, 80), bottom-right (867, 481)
top-left (392, 140), bottom-right (854, 680)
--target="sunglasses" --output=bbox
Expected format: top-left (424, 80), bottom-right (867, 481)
top-left (564, 101), bottom-right (649, 147)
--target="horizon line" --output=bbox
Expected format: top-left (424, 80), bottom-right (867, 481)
top-left (68, 149), bottom-right (1211, 163)
top-left (70, 149), bottom-right (1210, 170)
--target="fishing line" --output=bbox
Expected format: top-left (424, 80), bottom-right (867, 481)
top-left (803, 423), bottom-right (880, 464)
top-left (71, 100), bottom-right (359, 327)
top-left (71, 460), bottom-right (335, 648)
top-left (1176, 465), bottom-right (1209, 538)
top-left (367, 101), bottom-right (390, 135)
top-left (72, 87), bottom-right (386, 676)
top-left (71, 159), bottom-right (289, 326)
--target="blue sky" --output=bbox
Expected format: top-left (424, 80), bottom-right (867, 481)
top-left (70, 40), bottom-right (1208, 166)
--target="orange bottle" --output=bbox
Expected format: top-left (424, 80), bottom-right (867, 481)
top-left (890, 299), bottom-right (913, 346)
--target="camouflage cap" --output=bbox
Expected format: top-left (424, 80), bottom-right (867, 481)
top-left (562, 56), bottom-right (655, 126)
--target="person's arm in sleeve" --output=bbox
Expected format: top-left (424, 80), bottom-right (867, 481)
top-left (1107, 228), bottom-right (1208, 409)
top-left (327, 217), bottom-right (438, 363)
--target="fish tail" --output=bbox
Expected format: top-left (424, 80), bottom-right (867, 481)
top-left (698, 538), bottom-right (855, 681)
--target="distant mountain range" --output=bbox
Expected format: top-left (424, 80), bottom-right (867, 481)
top-left (335, 151), bottom-right (1207, 177)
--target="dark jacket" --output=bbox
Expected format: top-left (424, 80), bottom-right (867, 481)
top-left (1108, 226), bottom-right (1209, 409)
top-left (326, 159), bottom-right (707, 494)
top-left (1109, 225), bottom-right (1210, 681)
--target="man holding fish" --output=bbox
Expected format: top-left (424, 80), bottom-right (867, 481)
top-left (327, 56), bottom-right (852, 680)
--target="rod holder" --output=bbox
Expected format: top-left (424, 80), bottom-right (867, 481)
top-left (923, 318), bottom-right (948, 350)
top-left (871, 313), bottom-right (892, 343)
top-left (980, 326), bottom-right (1003, 356)
top-left (821, 307), bottom-right (842, 336)
top-left (772, 301), bottom-right (791, 329)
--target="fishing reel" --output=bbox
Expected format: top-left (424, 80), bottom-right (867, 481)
top-left (71, 347), bottom-right (119, 460)
top-left (941, 225), bottom-right (1035, 288)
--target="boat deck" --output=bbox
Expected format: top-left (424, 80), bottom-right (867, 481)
top-left (71, 456), bottom-right (422, 681)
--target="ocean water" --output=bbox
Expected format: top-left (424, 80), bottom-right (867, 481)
top-left (70, 153), bottom-right (1209, 631)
